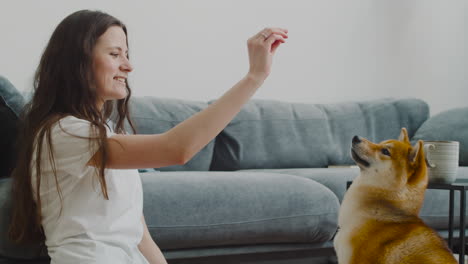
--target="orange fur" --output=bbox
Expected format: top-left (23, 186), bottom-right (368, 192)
top-left (334, 128), bottom-right (457, 264)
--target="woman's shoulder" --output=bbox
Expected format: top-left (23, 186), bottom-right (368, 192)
top-left (55, 115), bottom-right (90, 126)
top-left (48, 115), bottom-right (85, 134)
top-left (47, 115), bottom-right (91, 138)
top-left (52, 115), bottom-right (115, 136)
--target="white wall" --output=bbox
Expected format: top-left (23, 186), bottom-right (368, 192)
top-left (1, 0), bottom-right (466, 115)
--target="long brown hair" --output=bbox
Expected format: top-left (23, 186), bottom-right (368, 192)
top-left (8, 10), bottom-right (136, 244)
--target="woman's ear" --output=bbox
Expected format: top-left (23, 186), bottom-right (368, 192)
top-left (398, 127), bottom-right (410, 144)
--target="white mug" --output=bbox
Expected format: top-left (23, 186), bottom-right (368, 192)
top-left (424, 141), bottom-right (459, 184)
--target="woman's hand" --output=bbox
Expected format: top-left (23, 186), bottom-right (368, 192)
top-left (247, 27), bottom-right (288, 83)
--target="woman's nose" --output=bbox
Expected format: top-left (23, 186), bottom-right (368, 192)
top-left (121, 58), bottom-right (133, 72)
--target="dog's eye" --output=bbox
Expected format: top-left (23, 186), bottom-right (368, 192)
top-left (381, 148), bottom-right (391, 156)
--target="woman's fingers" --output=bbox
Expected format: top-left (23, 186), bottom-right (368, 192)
top-left (259, 28), bottom-right (288, 53)
top-left (251, 30), bottom-right (288, 52)
top-left (251, 28), bottom-right (288, 46)
top-left (266, 34), bottom-right (286, 53)
top-left (257, 28), bottom-right (288, 40)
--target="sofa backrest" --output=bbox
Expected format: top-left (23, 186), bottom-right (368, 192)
top-left (0, 76), bottom-right (24, 178)
top-left (412, 107), bottom-right (468, 166)
top-left (0, 76), bottom-right (24, 117)
top-left (210, 98), bottom-right (429, 171)
top-left (0, 75), bottom-right (433, 173)
top-left (126, 97), bottom-right (215, 171)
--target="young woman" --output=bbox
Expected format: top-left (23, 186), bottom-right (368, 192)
top-left (8, 10), bottom-right (287, 264)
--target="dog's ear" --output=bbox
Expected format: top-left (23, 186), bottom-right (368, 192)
top-left (408, 140), bottom-right (427, 186)
top-left (398, 127), bottom-right (410, 144)
top-left (409, 140), bottom-right (424, 166)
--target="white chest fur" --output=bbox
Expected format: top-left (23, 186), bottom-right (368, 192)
top-left (334, 183), bottom-right (367, 264)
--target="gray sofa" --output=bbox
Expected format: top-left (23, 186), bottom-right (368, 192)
top-left (1, 75), bottom-right (467, 264)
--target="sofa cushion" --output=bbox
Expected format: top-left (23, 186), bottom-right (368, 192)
top-left (0, 98), bottom-right (19, 178)
top-left (140, 171), bottom-right (340, 249)
top-left (242, 167), bottom-right (468, 230)
top-left (127, 97), bottom-right (214, 171)
top-left (0, 178), bottom-right (48, 259)
top-left (412, 107), bottom-right (468, 166)
top-left (240, 168), bottom-right (360, 202)
top-left (0, 76), bottom-right (24, 116)
top-left (0, 76), bottom-right (24, 178)
top-left (210, 98), bottom-right (429, 171)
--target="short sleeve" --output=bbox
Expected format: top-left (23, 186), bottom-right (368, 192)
top-left (48, 116), bottom-right (113, 176)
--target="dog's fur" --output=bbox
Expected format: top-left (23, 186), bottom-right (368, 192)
top-left (334, 128), bottom-right (457, 264)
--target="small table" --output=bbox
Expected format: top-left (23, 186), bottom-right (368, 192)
top-left (346, 180), bottom-right (468, 264)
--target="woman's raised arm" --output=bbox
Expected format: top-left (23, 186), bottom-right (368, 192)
top-left (88, 27), bottom-right (288, 169)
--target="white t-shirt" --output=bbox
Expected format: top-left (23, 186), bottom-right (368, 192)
top-left (31, 116), bottom-right (149, 264)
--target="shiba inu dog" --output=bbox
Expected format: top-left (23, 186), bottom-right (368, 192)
top-left (334, 128), bottom-right (457, 264)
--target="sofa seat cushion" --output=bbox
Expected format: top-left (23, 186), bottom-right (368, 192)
top-left (242, 167), bottom-right (468, 230)
top-left (210, 98), bottom-right (429, 171)
top-left (240, 168), bottom-right (360, 203)
top-left (140, 171), bottom-right (340, 250)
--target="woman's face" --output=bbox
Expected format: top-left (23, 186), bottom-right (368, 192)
top-left (92, 26), bottom-right (133, 108)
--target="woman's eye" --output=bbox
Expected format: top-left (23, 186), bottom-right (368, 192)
top-left (110, 53), bottom-right (119, 57)
top-left (381, 148), bottom-right (391, 156)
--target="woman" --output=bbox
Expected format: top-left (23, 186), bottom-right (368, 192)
top-left (8, 9), bottom-right (287, 264)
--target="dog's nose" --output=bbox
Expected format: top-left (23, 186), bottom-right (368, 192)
top-left (352, 136), bottom-right (361, 145)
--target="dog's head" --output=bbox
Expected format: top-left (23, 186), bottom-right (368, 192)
top-left (351, 128), bottom-right (427, 192)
